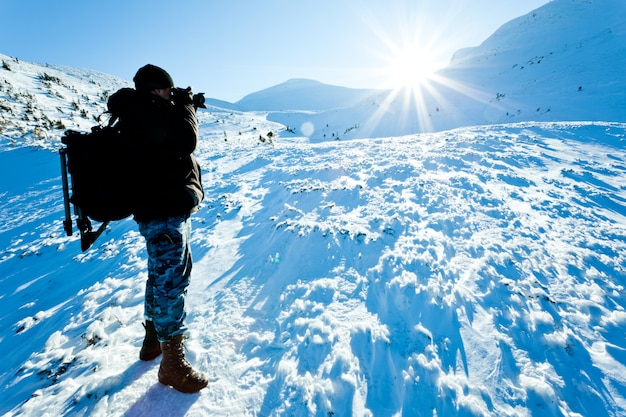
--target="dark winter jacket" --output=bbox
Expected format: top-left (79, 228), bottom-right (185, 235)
top-left (108, 88), bottom-right (204, 222)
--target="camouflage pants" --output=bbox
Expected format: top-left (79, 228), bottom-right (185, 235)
top-left (137, 214), bottom-right (192, 342)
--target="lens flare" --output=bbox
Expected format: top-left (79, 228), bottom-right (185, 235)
top-left (301, 121), bottom-right (315, 137)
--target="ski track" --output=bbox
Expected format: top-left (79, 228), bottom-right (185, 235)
top-left (1, 120), bottom-right (625, 416)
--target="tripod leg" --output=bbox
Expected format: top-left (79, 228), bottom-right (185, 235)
top-left (59, 148), bottom-right (73, 236)
top-left (80, 221), bottom-right (110, 252)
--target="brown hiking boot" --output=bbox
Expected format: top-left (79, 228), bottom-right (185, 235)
top-left (158, 334), bottom-right (208, 393)
top-left (139, 321), bottom-right (162, 361)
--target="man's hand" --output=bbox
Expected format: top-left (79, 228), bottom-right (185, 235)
top-left (171, 87), bottom-right (193, 105)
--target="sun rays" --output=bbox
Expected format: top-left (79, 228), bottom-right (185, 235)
top-left (380, 33), bottom-right (442, 92)
top-left (355, 7), bottom-right (492, 135)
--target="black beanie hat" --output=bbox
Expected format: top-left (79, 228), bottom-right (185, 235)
top-left (133, 64), bottom-right (174, 92)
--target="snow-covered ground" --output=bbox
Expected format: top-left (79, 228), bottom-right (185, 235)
top-left (2, 117), bottom-right (626, 416)
top-left (1, 0), bottom-right (626, 415)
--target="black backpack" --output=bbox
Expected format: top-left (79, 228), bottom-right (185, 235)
top-left (60, 111), bottom-right (136, 251)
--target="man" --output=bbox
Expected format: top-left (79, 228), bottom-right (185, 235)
top-left (109, 64), bottom-right (207, 393)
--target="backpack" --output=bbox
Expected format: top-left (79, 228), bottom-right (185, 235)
top-left (60, 89), bottom-right (137, 251)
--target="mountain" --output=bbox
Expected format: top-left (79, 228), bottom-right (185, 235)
top-left (0, 55), bottom-right (130, 143)
top-left (236, 78), bottom-right (380, 111)
top-left (240, 0), bottom-right (626, 140)
top-left (1, 0), bottom-right (626, 415)
top-left (432, 0), bottom-right (626, 129)
top-left (3, 0), bottom-right (625, 144)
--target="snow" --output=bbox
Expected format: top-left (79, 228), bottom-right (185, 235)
top-left (1, 0), bottom-right (626, 415)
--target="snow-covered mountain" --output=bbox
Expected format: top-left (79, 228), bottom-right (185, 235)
top-left (236, 78), bottom-right (380, 112)
top-left (1, 0), bottom-right (626, 416)
top-left (0, 56), bottom-right (131, 145)
top-left (431, 0), bottom-right (626, 129)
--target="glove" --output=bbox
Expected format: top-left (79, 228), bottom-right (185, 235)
top-left (171, 87), bottom-right (194, 105)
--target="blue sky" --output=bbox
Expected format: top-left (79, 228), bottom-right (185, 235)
top-left (0, 0), bottom-right (548, 102)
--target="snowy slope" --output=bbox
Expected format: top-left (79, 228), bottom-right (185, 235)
top-left (434, 0), bottom-right (626, 128)
top-left (1, 119), bottom-right (626, 417)
top-left (0, 54), bottom-right (131, 145)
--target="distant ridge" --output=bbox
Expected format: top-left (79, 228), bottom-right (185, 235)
top-left (236, 78), bottom-right (381, 111)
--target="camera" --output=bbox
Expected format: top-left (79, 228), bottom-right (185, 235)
top-left (171, 87), bottom-right (206, 109)
top-left (193, 92), bottom-right (206, 109)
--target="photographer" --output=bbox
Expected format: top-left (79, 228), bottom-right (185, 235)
top-left (110, 64), bottom-right (207, 393)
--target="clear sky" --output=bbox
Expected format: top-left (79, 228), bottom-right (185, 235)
top-left (0, 0), bottom-right (548, 102)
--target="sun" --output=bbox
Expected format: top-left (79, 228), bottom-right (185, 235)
top-left (383, 40), bottom-right (442, 91)
top-left (356, 9), bottom-right (463, 134)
